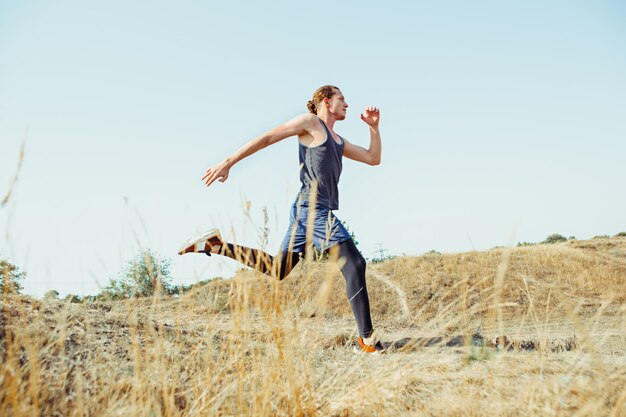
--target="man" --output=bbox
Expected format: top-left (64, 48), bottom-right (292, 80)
top-left (180, 85), bottom-right (384, 353)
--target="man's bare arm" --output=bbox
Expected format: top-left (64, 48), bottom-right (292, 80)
top-left (202, 113), bottom-right (315, 187)
top-left (343, 107), bottom-right (381, 166)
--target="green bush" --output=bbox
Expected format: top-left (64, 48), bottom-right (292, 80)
top-left (44, 290), bottom-right (59, 300)
top-left (615, 232), bottom-right (626, 237)
top-left (63, 294), bottom-right (82, 303)
top-left (1, 257), bottom-right (25, 294)
top-left (543, 234), bottom-right (567, 244)
top-left (103, 249), bottom-right (176, 299)
top-left (370, 254), bottom-right (396, 263)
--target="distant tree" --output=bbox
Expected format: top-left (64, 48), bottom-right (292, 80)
top-left (615, 232), bottom-right (626, 238)
top-left (103, 249), bottom-right (175, 299)
top-left (43, 290), bottom-right (59, 300)
top-left (63, 294), bottom-right (82, 303)
top-left (543, 234), bottom-right (567, 244)
top-left (0, 257), bottom-right (25, 294)
top-left (82, 295), bottom-right (98, 303)
top-left (370, 254), bottom-right (396, 263)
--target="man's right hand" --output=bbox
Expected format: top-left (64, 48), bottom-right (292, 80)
top-left (202, 159), bottom-right (231, 187)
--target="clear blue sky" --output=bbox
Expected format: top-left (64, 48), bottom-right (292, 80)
top-left (1, 1), bottom-right (625, 297)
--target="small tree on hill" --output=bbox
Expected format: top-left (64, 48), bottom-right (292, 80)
top-left (44, 290), bottom-right (59, 300)
top-left (103, 249), bottom-right (176, 299)
top-left (543, 234), bottom-right (567, 244)
top-left (1, 257), bottom-right (25, 294)
top-left (63, 294), bottom-right (82, 303)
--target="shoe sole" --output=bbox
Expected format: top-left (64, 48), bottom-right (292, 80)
top-left (352, 346), bottom-right (385, 355)
top-left (178, 228), bottom-right (222, 255)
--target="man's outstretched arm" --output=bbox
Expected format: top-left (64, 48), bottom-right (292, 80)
top-left (343, 106), bottom-right (381, 166)
top-left (202, 113), bottom-right (315, 187)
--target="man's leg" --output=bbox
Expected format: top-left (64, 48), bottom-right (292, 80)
top-left (214, 244), bottom-right (301, 280)
top-left (330, 239), bottom-right (374, 338)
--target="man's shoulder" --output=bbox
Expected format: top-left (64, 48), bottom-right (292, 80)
top-left (287, 113), bottom-right (319, 130)
top-left (295, 113), bottom-right (318, 124)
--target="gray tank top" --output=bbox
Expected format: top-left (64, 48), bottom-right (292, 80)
top-left (298, 118), bottom-right (344, 209)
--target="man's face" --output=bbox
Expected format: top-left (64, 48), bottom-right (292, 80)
top-left (326, 89), bottom-right (348, 120)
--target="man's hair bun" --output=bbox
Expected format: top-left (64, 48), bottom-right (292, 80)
top-left (307, 85), bottom-right (338, 115)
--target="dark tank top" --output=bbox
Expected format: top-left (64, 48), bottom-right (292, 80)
top-left (298, 118), bottom-right (344, 210)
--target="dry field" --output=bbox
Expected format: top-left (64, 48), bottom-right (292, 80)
top-left (2, 237), bottom-right (626, 416)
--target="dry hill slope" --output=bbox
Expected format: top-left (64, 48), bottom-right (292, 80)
top-left (1, 237), bottom-right (625, 416)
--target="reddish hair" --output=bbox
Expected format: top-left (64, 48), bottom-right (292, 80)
top-left (306, 85), bottom-right (339, 114)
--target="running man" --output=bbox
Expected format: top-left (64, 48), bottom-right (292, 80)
top-left (179, 85), bottom-right (384, 353)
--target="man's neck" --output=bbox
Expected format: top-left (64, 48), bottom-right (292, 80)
top-left (317, 111), bottom-right (337, 131)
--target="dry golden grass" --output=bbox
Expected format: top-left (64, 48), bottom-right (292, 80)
top-left (2, 237), bottom-right (626, 416)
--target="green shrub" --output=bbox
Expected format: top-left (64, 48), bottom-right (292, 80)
top-left (103, 249), bottom-right (176, 299)
top-left (0, 257), bottom-right (25, 294)
top-left (593, 235), bottom-right (609, 239)
top-left (63, 294), bottom-right (82, 303)
top-left (43, 290), bottom-right (59, 300)
top-left (517, 241), bottom-right (535, 247)
top-left (543, 234), bottom-right (567, 244)
top-left (370, 254), bottom-right (396, 263)
top-left (615, 232), bottom-right (626, 237)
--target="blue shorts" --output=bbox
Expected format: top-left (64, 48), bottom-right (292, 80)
top-left (279, 200), bottom-right (352, 254)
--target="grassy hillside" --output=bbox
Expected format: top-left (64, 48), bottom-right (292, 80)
top-left (2, 237), bottom-right (625, 416)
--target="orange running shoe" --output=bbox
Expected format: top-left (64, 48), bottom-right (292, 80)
top-left (353, 331), bottom-right (386, 354)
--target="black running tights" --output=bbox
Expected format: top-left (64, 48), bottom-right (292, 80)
top-left (215, 239), bottom-right (373, 337)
